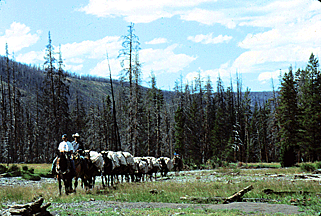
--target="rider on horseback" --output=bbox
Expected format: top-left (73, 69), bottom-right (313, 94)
top-left (72, 133), bottom-right (84, 156)
top-left (58, 134), bottom-right (76, 175)
top-left (52, 134), bottom-right (76, 176)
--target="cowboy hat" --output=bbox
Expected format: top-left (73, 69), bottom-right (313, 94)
top-left (72, 133), bottom-right (80, 137)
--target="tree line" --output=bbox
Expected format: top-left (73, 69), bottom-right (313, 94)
top-left (0, 24), bottom-right (320, 167)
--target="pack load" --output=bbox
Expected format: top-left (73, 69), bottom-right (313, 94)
top-left (90, 151), bottom-right (104, 171)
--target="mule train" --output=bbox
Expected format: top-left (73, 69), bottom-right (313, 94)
top-left (74, 150), bottom-right (182, 190)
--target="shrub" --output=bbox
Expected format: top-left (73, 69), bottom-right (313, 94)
top-left (22, 173), bottom-right (41, 181)
top-left (300, 163), bottom-right (315, 172)
top-left (22, 165), bottom-right (29, 171)
top-left (0, 164), bottom-right (7, 174)
top-left (29, 168), bottom-right (35, 174)
top-left (221, 161), bottom-right (229, 168)
top-left (237, 162), bottom-right (243, 168)
top-left (8, 164), bottom-right (20, 172)
top-left (314, 161), bottom-right (321, 169)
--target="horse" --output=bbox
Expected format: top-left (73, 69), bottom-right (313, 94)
top-left (101, 151), bottom-right (114, 187)
top-left (173, 156), bottom-right (183, 172)
top-left (56, 152), bottom-right (74, 195)
top-left (83, 150), bottom-right (104, 189)
top-left (159, 157), bottom-right (168, 177)
top-left (73, 152), bottom-right (90, 192)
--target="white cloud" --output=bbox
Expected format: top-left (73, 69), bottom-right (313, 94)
top-left (225, 0), bottom-right (321, 88)
top-left (17, 35), bottom-right (122, 74)
top-left (235, 15), bottom-right (321, 72)
top-left (79, 0), bottom-right (218, 23)
top-left (185, 63), bottom-right (230, 85)
top-left (0, 22), bottom-right (40, 55)
top-left (16, 51), bottom-right (43, 65)
top-left (180, 8), bottom-right (237, 29)
top-left (238, 0), bottom-right (318, 28)
top-left (61, 36), bottom-right (121, 60)
top-left (258, 70), bottom-right (282, 83)
top-left (89, 58), bottom-right (122, 79)
top-left (145, 38), bottom-right (168, 45)
top-left (188, 33), bottom-right (232, 44)
top-left (91, 43), bottom-right (197, 81)
top-left (140, 44), bottom-right (197, 79)
top-left (65, 64), bottom-right (84, 72)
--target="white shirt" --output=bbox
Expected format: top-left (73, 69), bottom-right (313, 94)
top-left (58, 141), bottom-right (74, 152)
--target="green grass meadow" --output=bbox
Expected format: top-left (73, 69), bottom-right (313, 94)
top-left (1, 163), bottom-right (321, 215)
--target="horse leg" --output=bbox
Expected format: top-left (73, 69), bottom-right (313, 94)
top-left (101, 173), bottom-right (104, 188)
top-left (63, 178), bottom-right (68, 195)
top-left (88, 176), bottom-right (93, 189)
top-left (58, 177), bottom-right (62, 196)
top-left (64, 177), bottom-right (72, 195)
top-left (69, 177), bottom-right (74, 193)
top-left (74, 177), bottom-right (78, 193)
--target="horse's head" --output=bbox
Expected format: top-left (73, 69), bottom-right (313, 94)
top-left (101, 151), bottom-right (112, 171)
top-left (56, 152), bottom-right (68, 174)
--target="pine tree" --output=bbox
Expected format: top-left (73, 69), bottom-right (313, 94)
top-left (70, 92), bottom-right (86, 136)
top-left (212, 76), bottom-right (229, 163)
top-left (41, 31), bottom-right (57, 162)
top-left (55, 45), bottom-right (70, 137)
top-left (118, 23), bottom-right (141, 155)
top-left (277, 66), bottom-right (299, 167)
top-left (174, 106), bottom-right (185, 158)
top-left (242, 88), bottom-right (252, 163)
top-left (4, 43), bottom-right (12, 164)
top-left (101, 95), bottom-right (113, 150)
top-left (203, 77), bottom-right (215, 162)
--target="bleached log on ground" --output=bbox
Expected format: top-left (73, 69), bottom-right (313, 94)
top-left (6, 197), bottom-right (52, 215)
top-left (180, 185), bottom-right (254, 204)
top-left (223, 185), bottom-right (253, 204)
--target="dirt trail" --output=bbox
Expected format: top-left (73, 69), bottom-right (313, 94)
top-left (48, 200), bottom-right (303, 215)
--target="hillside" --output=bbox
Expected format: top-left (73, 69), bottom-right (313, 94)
top-left (0, 56), bottom-right (122, 108)
top-left (1, 56), bottom-right (278, 110)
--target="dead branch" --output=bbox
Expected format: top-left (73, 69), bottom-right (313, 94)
top-left (180, 185), bottom-right (254, 204)
top-left (223, 185), bottom-right (253, 204)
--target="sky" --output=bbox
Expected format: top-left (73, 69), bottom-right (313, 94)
top-left (1, 0), bottom-right (321, 92)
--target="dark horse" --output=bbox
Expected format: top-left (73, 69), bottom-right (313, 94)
top-left (56, 152), bottom-right (74, 195)
top-left (101, 151), bottom-right (114, 187)
top-left (73, 152), bottom-right (90, 192)
top-left (173, 156), bottom-right (183, 172)
top-left (82, 150), bottom-right (104, 189)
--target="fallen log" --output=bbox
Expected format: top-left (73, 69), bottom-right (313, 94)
top-left (180, 185), bottom-right (254, 204)
top-left (180, 196), bottom-right (224, 203)
top-left (223, 185), bottom-right (253, 204)
top-left (312, 169), bottom-right (321, 174)
top-left (263, 188), bottom-right (315, 195)
top-left (179, 196), bottom-right (278, 204)
top-left (6, 197), bottom-right (52, 216)
top-left (294, 174), bottom-right (320, 179)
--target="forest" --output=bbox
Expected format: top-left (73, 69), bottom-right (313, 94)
top-left (0, 24), bottom-right (320, 168)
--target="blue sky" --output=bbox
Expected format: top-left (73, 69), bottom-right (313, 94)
top-left (1, 0), bottom-right (321, 91)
